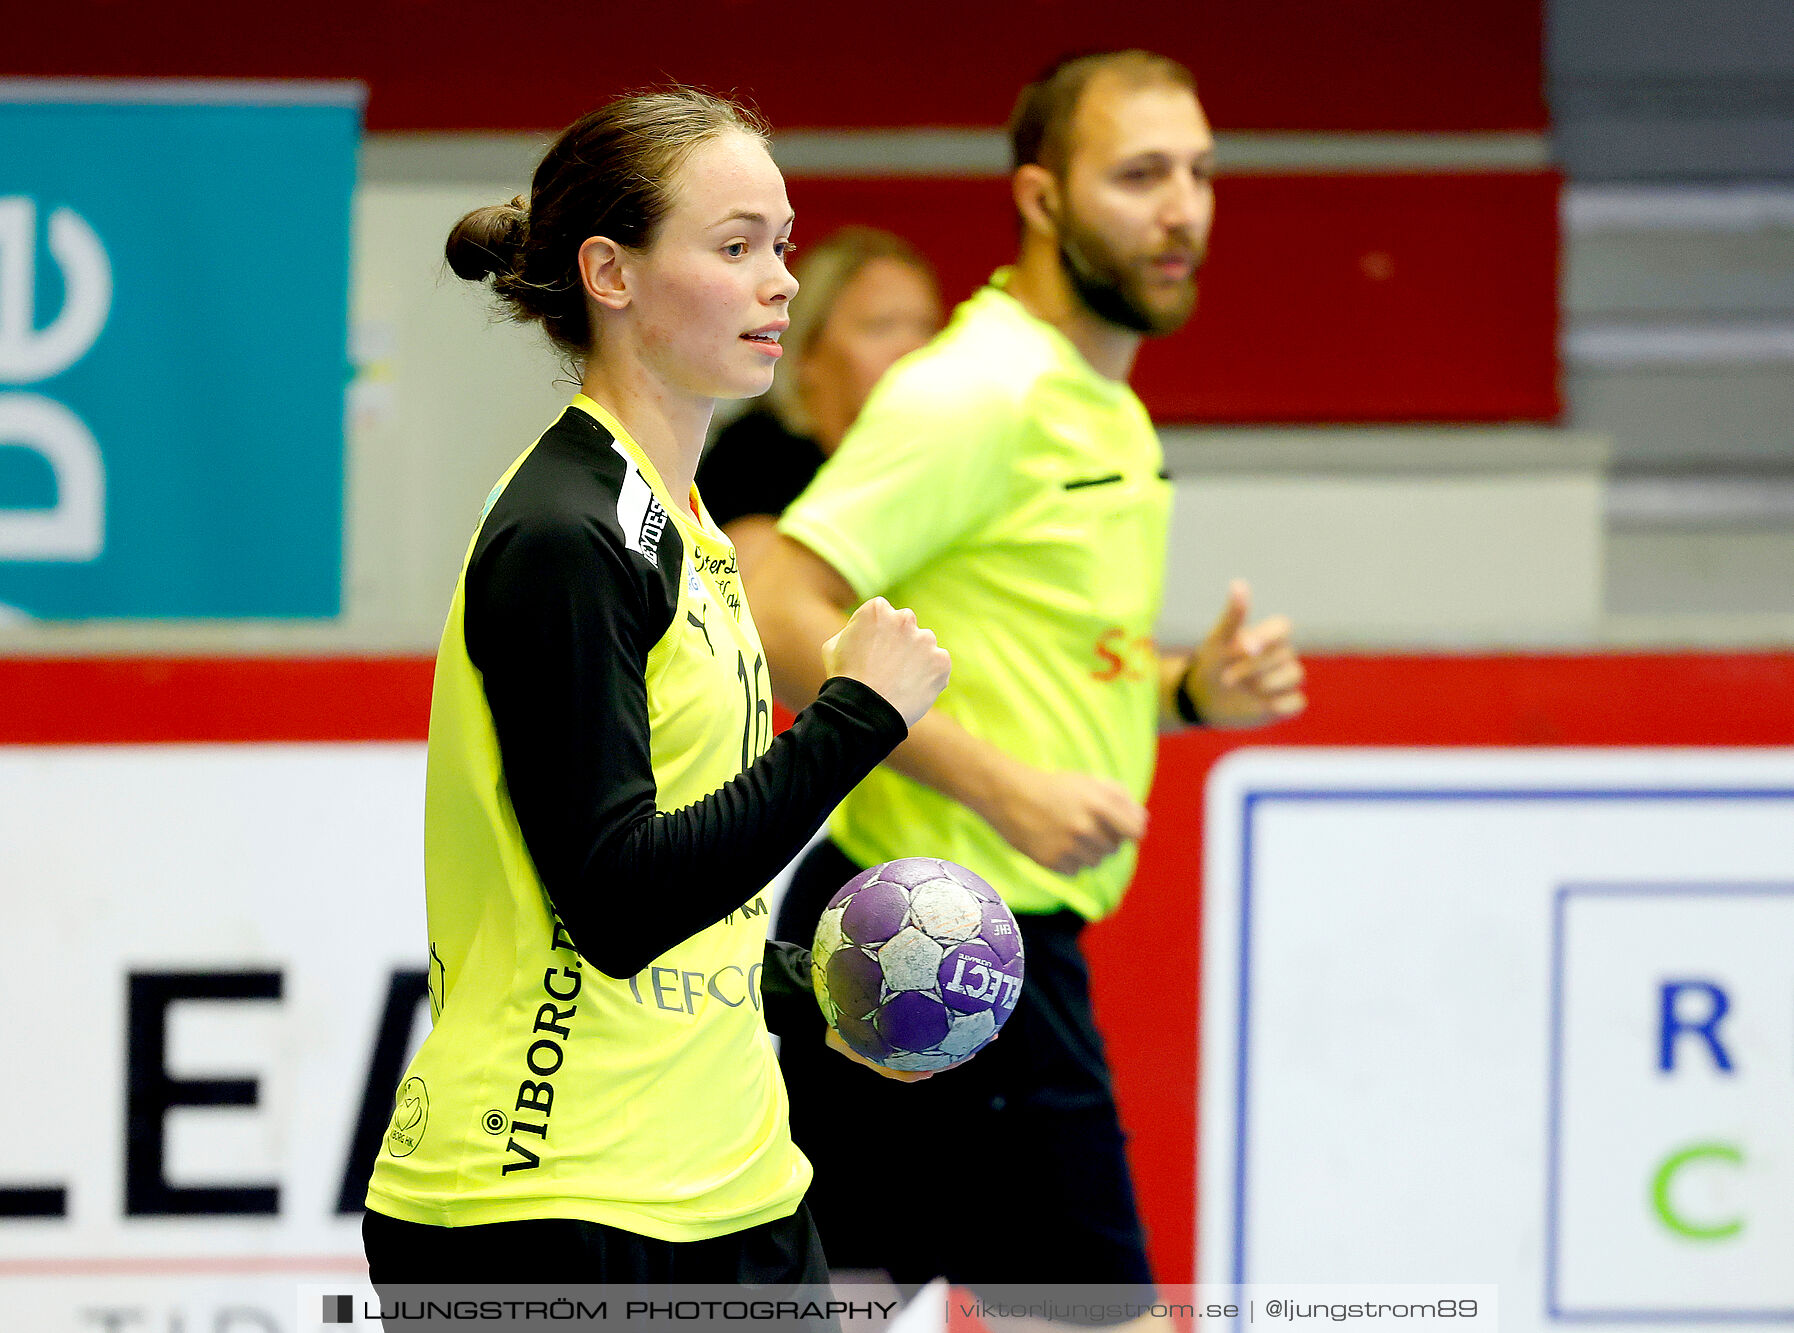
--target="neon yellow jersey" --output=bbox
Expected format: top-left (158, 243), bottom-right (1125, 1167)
top-left (779, 275), bottom-right (1172, 921)
top-left (368, 397), bottom-right (821, 1241)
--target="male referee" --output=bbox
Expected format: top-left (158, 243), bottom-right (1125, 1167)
top-left (747, 51), bottom-right (1306, 1290)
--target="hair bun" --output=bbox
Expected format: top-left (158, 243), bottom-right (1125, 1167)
top-left (445, 197), bottom-right (529, 282)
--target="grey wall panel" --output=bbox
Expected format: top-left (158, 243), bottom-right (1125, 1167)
top-left (1550, 0), bottom-right (1794, 178)
top-left (1555, 116), bottom-right (1794, 180)
top-left (1566, 228), bottom-right (1794, 317)
top-left (1608, 527), bottom-right (1794, 614)
top-left (1552, 0), bottom-right (1794, 73)
top-left (1567, 366), bottom-right (1794, 468)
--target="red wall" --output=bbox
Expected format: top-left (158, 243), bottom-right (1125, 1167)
top-left (0, 657), bottom-right (433, 744)
top-left (6, 3), bottom-right (1545, 133)
top-left (793, 173), bottom-right (1562, 423)
top-left (9, 652), bottom-right (1794, 1282)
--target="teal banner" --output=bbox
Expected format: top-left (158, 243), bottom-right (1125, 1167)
top-left (0, 84), bottom-right (360, 619)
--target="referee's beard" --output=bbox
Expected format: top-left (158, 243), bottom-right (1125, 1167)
top-left (1056, 207), bottom-right (1200, 338)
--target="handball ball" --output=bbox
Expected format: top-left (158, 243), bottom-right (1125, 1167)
top-left (811, 857), bottom-right (1024, 1073)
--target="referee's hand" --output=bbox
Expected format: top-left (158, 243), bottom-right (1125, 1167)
top-left (1185, 579), bottom-right (1306, 728)
top-left (983, 765), bottom-right (1148, 877)
top-left (824, 596), bottom-right (952, 729)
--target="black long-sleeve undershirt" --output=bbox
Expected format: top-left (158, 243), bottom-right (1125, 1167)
top-left (759, 939), bottom-right (825, 1043)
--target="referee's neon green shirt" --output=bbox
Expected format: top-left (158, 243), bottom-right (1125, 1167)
top-left (780, 272), bottom-right (1172, 921)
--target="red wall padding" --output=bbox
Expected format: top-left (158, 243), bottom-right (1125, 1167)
top-left (5, 3), bottom-right (1545, 133)
top-left (24, 649), bottom-right (1788, 1282)
top-left (791, 172), bottom-right (1562, 423)
top-left (0, 657), bottom-right (434, 744)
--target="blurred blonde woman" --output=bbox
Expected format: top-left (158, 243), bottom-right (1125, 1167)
top-left (697, 226), bottom-right (942, 573)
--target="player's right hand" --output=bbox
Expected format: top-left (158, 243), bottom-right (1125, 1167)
top-left (986, 765), bottom-right (1148, 876)
top-left (825, 1026), bottom-right (935, 1082)
top-left (823, 596), bottom-right (952, 729)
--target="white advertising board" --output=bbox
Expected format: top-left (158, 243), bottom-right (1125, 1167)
top-left (0, 744), bottom-right (429, 1331)
top-left (1199, 749), bottom-right (1794, 1330)
top-left (0, 740), bottom-right (821, 1333)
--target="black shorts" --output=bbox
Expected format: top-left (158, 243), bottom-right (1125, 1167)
top-left (363, 1204), bottom-right (830, 1286)
top-left (776, 840), bottom-right (1154, 1290)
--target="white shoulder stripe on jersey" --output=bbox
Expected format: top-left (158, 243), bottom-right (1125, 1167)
top-left (610, 441), bottom-right (670, 569)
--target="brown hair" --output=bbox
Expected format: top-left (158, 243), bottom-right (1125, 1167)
top-left (762, 225), bottom-right (936, 435)
top-left (1008, 50), bottom-right (1197, 177)
top-left (445, 88), bottom-right (771, 359)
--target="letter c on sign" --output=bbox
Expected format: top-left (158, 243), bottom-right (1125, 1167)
top-left (1651, 1141), bottom-right (1745, 1241)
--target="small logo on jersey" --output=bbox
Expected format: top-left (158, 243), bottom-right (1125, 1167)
top-left (635, 497), bottom-right (669, 566)
top-left (612, 442), bottom-right (670, 568)
top-left (691, 548), bottom-right (743, 618)
top-left (1091, 625), bottom-right (1154, 682)
top-left (483, 1109), bottom-right (509, 1135)
top-left (322, 1294), bottom-right (354, 1323)
top-left (688, 567), bottom-right (702, 596)
top-left (687, 605), bottom-right (713, 654)
top-left (385, 1077), bottom-right (429, 1157)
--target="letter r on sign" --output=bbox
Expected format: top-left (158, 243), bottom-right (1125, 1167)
top-left (1658, 980), bottom-right (1733, 1073)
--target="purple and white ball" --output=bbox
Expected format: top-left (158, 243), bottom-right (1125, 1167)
top-left (811, 857), bottom-right (1025, 1073)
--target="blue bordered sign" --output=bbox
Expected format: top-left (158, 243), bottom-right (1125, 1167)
top-left (1200, 750), bottom-right (1794, 1329)
top-left (0, 81), bottom-right (361, 619)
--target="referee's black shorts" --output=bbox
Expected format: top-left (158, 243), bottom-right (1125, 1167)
top-left (776, 839), bottom-right (1154, 1291)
